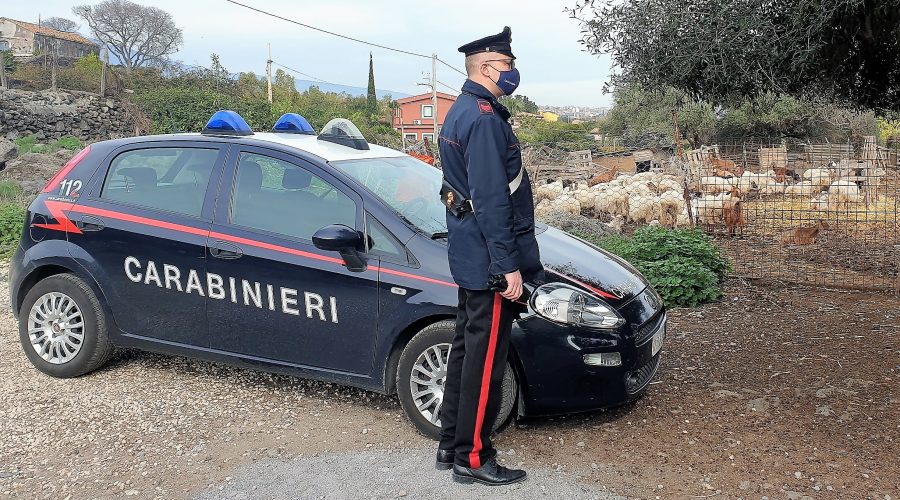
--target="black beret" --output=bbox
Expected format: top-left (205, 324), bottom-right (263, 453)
top-left (457, 26), bottom-right (515, 59)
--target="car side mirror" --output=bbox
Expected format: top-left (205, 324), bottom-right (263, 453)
top-left (312, 224), bottom-right (367, 272)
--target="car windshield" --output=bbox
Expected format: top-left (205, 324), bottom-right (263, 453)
top-left (331, 156), bottom-right (447, 236)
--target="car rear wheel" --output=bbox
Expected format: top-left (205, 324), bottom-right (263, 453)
top-left (18, 274), bottom-right (113, 378)
top-left (396, 320), bottom-right (517, 440)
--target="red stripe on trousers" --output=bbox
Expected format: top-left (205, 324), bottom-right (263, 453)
top-left (469, 291), bottom-right (502, 469)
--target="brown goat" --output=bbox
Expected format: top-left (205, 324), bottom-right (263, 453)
top-left (722, 187), bottom-right (745, 236)
top-left (711, 157), bottom-right (745, 177)
top-left (589, 166), bottom-right (618, 186)
top-left (780, 220), bottom-right (831, 245)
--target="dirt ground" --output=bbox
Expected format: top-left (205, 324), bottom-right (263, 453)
top-left (503, 279), bottom-right (899, 499)
top-left (1, 269), bottom-right (898, 499)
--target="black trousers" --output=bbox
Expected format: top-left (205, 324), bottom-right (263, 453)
top-left (439, 286), bottom-right (517, 468)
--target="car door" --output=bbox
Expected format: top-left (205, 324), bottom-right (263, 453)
top-left (206, 146), bottom-right (378, 375)
top-left (70, 141), bottom-right (225, 346)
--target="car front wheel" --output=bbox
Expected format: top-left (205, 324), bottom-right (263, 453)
top-left (18, 273), bottom-right (113, 378)
top-left (396, 320), bottom-right (517, 440)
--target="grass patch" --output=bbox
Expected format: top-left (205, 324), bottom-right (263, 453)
top-left (0, 181), bottom-right (23, 202)
top-left (14, 135), bottom-right (82, 155)
top-left (573, 226), bottom-right (731, 307)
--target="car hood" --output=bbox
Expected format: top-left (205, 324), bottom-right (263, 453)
top-left (534, 223), bottom-right (648, 307)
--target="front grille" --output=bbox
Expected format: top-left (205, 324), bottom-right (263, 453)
top-left (634, 312), bottom-right (664, 345)
top-left (625, 354), bottom-right (660, 394)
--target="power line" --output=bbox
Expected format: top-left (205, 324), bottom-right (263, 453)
top-left (224, 0), bottom-right (431, 59)
top-left (436, 56), bottom-right (467, 78)
top-left (272, 61), bottom-right (333, 85)
top-left (436, 80), bottom-right (459, 94)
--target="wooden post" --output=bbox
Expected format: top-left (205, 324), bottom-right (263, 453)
top-left (50, 41), bottom-right (58, 90)
top-left (100, 48), bottom-right (108, 96)
top-left (0, 55), bottom-right (7, 89)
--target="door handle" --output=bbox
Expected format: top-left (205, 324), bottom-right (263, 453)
top-left (77, 215), bottom-right (105, 232)
top-left (210, 240), bottom-right (243, 259)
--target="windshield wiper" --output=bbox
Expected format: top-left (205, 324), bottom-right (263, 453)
top-left (430, 231), bottom-right (448, 239)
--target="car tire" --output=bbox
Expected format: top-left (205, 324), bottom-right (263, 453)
top-left (396, 320), bottom-right (517, 440)
top-left (18, 273), bottom-right (113, 378)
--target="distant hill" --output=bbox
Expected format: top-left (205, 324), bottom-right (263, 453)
top-left (294, 79), bottom-right (410, 100)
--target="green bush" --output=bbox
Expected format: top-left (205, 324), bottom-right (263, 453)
top-left (0, 202), bottom-right (26, 258)
top-left (574, 226), bottom-right (731, 307)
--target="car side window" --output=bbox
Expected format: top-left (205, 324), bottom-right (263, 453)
top-left (366, 213), bottom-right (407, 262)
top-left (101, 147), bottom-right (219, 217)
top-left (229, 152), bottom-right (357, 241)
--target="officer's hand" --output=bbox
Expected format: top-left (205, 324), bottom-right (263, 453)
top-left (502, 270), bottom-right (523, 300)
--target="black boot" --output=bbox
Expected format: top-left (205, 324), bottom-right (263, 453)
top-left (452, 457), bottom-right (527, 486)
top-left (435, 448), bottom-right (454, 470)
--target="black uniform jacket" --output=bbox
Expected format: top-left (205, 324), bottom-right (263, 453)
top-left (438, 79), bottom-right (543, 290)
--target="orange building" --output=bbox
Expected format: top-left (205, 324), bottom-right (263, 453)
top-left (393, 92), bottom-right (457, 142)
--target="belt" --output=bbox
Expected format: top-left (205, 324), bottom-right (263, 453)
top-left (441, 166), bottom-right (524, 217)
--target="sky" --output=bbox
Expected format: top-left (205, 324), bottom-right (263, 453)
top-left (7, 0), bottom-right (615, 107)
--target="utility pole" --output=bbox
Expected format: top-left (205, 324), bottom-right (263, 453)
top-left (266, 43), bottom-right (273, 104)
top-left (431, 54), bottom-right (438, 143)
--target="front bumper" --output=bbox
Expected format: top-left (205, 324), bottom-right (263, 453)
top-left (512, 286), bottom-right (665, 417)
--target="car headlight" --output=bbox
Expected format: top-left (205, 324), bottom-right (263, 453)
top-left (529, 282), bottom-right (624, 329)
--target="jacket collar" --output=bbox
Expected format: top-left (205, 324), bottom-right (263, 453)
top-left (461, 79), bottom-right (511, 121)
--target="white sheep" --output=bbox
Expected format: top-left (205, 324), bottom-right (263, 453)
top-left (737, 171), bottom-right (773, 193)
top-left (760, 181), bottom-right (787, 196)
top-left (627, 194), bottom-right (661, 224)
top-left (693, 193), bottom-right (730, 225)
top-left (658, 190), bottom-right (687, 228)
top-left (827, 179), bottom-right (861, 210)
top-left (535, 180), bottom-right (564, 202)
top-left (700, 176), bottom-right (735, 194)
top-left (803, 168), bottom-right (833, 189)
top-left (784, 180), bottom-right (817, 197)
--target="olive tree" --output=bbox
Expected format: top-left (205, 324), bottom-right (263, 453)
top-left (568, 0), bottom-right (900, 111)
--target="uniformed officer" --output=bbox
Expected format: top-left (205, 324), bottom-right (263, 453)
top-left (435, 26), bottom-right (544, 486)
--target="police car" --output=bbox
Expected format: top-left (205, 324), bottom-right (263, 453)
top-left (9, 111), bottom-right (665, 438)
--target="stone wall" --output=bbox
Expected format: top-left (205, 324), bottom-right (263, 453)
top-left (0, 88), bottom-right (135, 142)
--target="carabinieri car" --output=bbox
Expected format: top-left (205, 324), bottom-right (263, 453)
top-left (9, 111), bottom-right (666, 438)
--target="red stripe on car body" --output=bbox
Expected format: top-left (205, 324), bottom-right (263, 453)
top-left (39, 200), bottom-right (459, 289)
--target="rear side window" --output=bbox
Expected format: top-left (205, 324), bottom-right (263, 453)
top-left (229, 152), bottom-right (357, 241)
top-left (101, 147), bottom-right (219, 217)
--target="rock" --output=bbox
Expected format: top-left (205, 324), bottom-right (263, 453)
top-left (0, 138), bottom-right (17, 161)
top-left (815, 405), bottom-right (835, 416)
top-left (746, 396), bottom-right (778, 412)
top-left (714, 390), bottom-right (741, 399)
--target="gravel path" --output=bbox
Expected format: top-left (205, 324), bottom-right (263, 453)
top-left (193, 448), bottom-right (621, 499)
top-left (2, 260), bottom-right (898, 499)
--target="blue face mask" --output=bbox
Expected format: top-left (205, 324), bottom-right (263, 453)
top-left (488, 65), bottom-right (520, 96)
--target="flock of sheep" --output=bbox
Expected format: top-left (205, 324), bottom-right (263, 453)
top-left (533, 160), bottom-right (889, 232)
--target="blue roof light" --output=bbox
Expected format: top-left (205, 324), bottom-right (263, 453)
top-left (202, 110), bottom-right (253, 136)
top-left (272, 113), bottom-right (316, 135)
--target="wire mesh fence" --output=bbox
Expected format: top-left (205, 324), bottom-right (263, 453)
top-left (526, 139), bottom-right (900, 293)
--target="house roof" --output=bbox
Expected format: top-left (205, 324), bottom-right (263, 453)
top-left (1, 18), bottom-right (97, 47)
top-left (396, 92), bottom-right (457, 104)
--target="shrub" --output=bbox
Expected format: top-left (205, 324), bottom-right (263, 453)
top-left (55, 136), bottom-right (82, 150)
top-left (574, 226), bottom-right (731, 307)
top-left (0, 202), bottom-right (26, 257)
